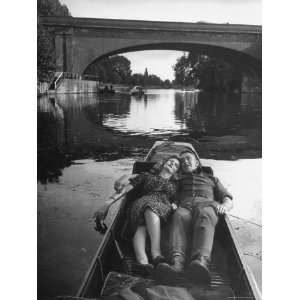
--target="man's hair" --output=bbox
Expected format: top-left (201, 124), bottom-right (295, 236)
top-left (179, 150), bottom-right (197, 157)
top-left (179, 150), bottom-right (202, 169)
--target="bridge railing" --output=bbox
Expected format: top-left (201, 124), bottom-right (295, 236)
top-left (48, 72), bottom-right (86, 91)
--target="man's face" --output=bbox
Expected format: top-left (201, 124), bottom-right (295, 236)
top-left (180, 152), bottom-right (199, 173)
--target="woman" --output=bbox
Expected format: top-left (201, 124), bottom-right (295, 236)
top-left (127, 156), bottom-right (180, 271)
top-left (94, 156), bottom-right (181, 273)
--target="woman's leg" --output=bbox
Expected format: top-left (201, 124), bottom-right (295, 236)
top-left (133, 226), bottom-right (148, 264)
top-left (144, 208), bottom-right (161, 259)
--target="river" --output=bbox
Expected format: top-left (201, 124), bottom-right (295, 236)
top-left (37, 89), bottom-right (261, 299)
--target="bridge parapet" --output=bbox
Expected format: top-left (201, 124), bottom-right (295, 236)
top-left (40, 17), bottom-right (261, 75)
top-left (41, 16), bottom-right (261, 34)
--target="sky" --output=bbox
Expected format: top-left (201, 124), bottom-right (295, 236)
top-left (61, 0), bottom-right (261, 80)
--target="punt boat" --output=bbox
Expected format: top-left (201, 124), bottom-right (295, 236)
top-left (75, 139), bottom-right (261, 300)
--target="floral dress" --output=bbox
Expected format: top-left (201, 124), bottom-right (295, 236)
top-left (128, 172), bottom-right (177, 232)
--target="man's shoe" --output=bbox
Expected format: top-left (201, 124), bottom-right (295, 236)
top-left (186, 256), bottom-right (211, 284)
top-left (155, 255), bottom-right (184, 284)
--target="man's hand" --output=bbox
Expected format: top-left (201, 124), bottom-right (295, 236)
top-left (171, 203), bottom-right (178, 210)
top-left (216, 204), bottom-right (228, 215)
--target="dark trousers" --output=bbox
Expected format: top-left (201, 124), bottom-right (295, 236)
top-left (169, 198), bottom-right (219, 261)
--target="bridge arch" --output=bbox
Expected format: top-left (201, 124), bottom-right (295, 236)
top-left (82, 42), bottom-right (261, 79)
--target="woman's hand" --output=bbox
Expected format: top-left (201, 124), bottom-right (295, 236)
top-left (93, 204), bottom-right (109, 232)
top-left (171, 203), bottom-right (178, 210)
top-left (114, 175), bottom-right (128, 193)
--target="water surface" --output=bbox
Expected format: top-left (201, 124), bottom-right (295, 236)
top-left (37, 89), bottom-right (261, 299)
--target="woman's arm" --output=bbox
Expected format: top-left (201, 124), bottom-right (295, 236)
top-left (94, 184), bottom-right (134, 218)
top-left (94, 184), bottom-right (134, 232)
top-left (114, 174), bottom-right (138, 193)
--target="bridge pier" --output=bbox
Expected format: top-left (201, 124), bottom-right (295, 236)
top-left (55, 30), bottom-right (74, 73)
top-left (241, 75), bottom-right (261, 94)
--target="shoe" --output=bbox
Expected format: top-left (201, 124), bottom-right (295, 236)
top-left (133, 262), bottom-right (154, 277)
top-left (152, 255), bottom-right (167, 266)
top-left (186, 256), bottom-right (211, 284)
top-left (155, 255), bottom-right (184, 284)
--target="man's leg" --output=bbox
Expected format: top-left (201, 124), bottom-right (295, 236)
top-left (191, 205), bottom-right (219, 259)
top-left (156, 207), bottom-right (192, 282)
top-left (187, 205), bottom-right (218, 283)
top-left (169, 207), bottom-right (192, 259)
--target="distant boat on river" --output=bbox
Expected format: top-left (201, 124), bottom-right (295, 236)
top-left (130, 85), bottom-right (145, 96)
top-left (99, 84), bottom-right (115, 94)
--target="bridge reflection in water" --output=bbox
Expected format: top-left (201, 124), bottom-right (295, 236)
top-left (37, 89), bottom-right (261, 183)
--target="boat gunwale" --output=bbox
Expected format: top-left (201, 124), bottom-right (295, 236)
top-left (223, 214), bottom-right (262, 300)
top-left (76, 193), bottom-right (127, 297)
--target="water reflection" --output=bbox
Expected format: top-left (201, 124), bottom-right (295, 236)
top-left (37, 89), bottom-right (261, 182)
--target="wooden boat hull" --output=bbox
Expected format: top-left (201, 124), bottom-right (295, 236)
top-left (76, 140), bottom-right (261, 300)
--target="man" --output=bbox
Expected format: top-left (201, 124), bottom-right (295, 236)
top-left (157, 150), bottom-right (233, 284)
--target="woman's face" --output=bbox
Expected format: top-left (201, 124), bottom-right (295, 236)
top-left (163, 158), bottom-right (180, 174)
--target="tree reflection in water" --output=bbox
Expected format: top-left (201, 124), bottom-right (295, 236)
top-left (37, 90), bottom-right (261, 183)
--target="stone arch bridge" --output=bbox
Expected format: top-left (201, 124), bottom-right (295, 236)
top-left (40, 16), bottom-right (261, 77)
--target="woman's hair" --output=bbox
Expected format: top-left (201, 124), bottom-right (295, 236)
top-left (149, 155), bottom-right (181, 180)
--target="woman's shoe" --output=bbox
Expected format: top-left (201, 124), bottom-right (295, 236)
top-left (133, 262), bottom-right (154, 277)
top-left (152, 255), bottom-right (167, 266)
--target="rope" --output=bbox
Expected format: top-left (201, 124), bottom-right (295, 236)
top-left (228, 214), bottom-right (262, 228)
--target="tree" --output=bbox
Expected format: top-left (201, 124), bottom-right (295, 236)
top-left (84, 55), bottom-right (132, 84)
top-left (144, 68), bottom-right (149, 86)
top-left (163, 79), bottom-right (172, 88)
top-left (130, 73), bottom-right (144, 86)
top-left (173, 52), bottom-right (242, 91)
top-left (110, 56), bottom-right (132, 84)
top-left (173, 54), bottom-right (193, 86)
top-left (37, 0), bottom-right (71, 82)
top-left (37, 0), bottom-right (71, 17)
top-left (37, 24), bottom-right (56, 81)
top-left (147, 74), bottom-right (164, 86)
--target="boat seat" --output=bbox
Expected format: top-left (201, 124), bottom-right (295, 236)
top-left (132, 161), bottom-right (214, 175)
top-left (132, 161), bottom-right (156, 174)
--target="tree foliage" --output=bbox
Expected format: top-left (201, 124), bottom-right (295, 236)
top-left (37, 24), bottom-right (56, 81)
top-left (173, 52), bottom-right (242, 91)
top-left (37, 0), bottom-right (71, 82)
top-left (84, 55), bottom-right (132, 84)
top-left (85, 55), bottom-right (170, 87)
top-left (37, 0), bottom-right (71, 17)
